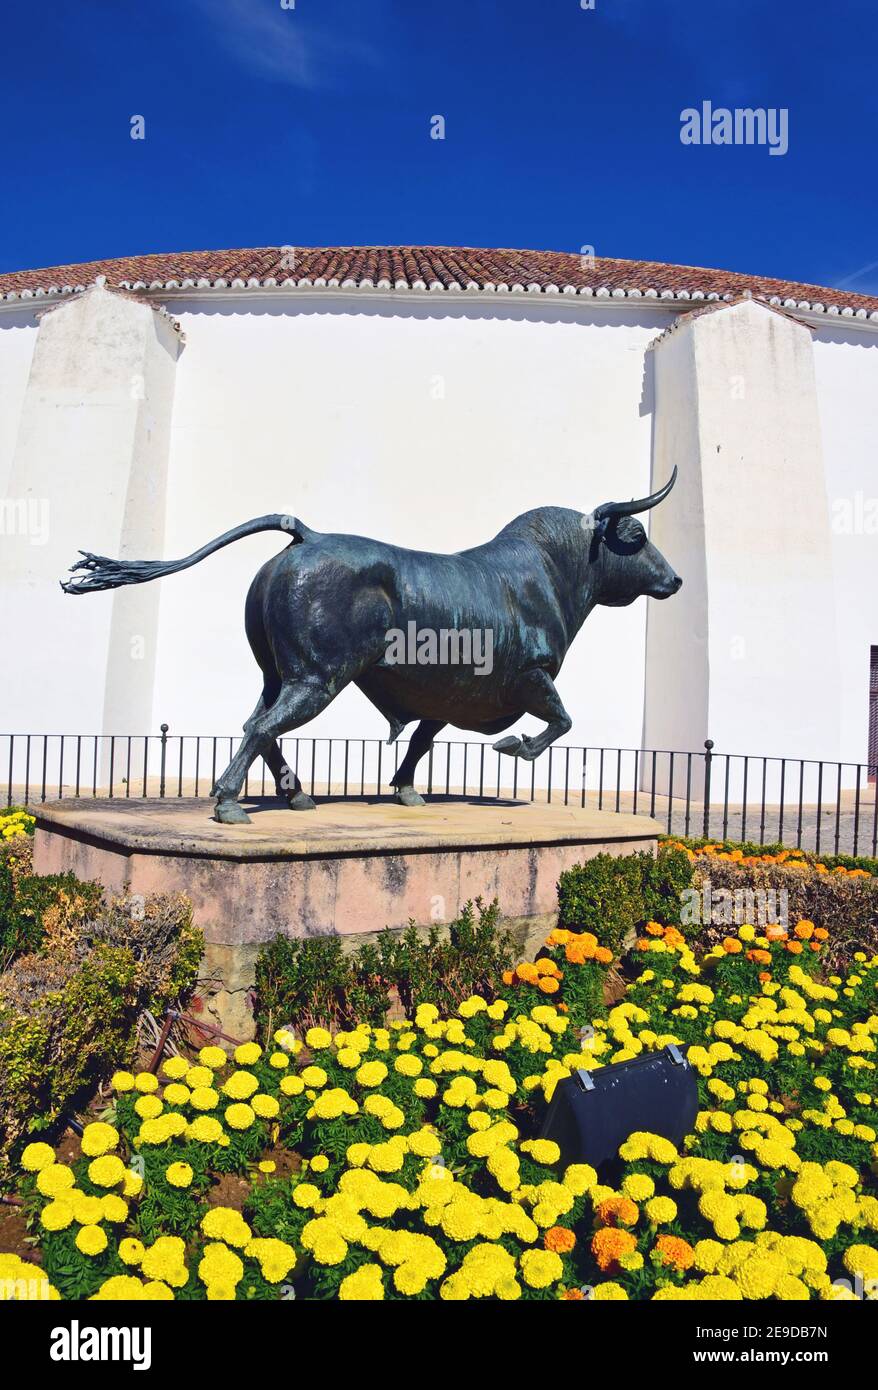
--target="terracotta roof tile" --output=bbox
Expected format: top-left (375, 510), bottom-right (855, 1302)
top-left (0, 246), bottom-right (875, 316)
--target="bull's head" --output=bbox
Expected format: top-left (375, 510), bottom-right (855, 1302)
top-left (585, 467), bottom-right (682, 607)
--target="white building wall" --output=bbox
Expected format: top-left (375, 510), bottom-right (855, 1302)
top-left (811, 326), bottom-right (878, 766)
top-left (645, 300), bottom-right (842, 798)
top-left (0, 309), bottom-right (38, 500)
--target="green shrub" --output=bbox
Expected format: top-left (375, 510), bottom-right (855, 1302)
top-left (0, 834), bottom-right (103, 973)
top-left (0, 876), bottom-right (202, 1179)
top-left (688, 858), bottom-right (878, 968)
top-left (253, 900), bottom-right (515, 1041)
top-left (375, 900), bottom-right (515, 1019)
top-left (254, 932), bottom-right (389, 1040)
top-left (556, 849), bottom-right (694, 954)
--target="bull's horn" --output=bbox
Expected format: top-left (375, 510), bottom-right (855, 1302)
top-left (593, 466), bottom-right (678, 522)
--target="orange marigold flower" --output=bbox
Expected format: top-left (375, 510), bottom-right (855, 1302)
top-left (596, 1195), bottom-right (639, 1228)
top-left (663, 927), bottom-right (685, 948)
top-left (813, 926), bottom-right (829, 941)
top-left (535, 957), bottom-right (560, 976)
top-left (785, 940), bottom-right (803, 954)
top-left (809, 942), bottom-right (821, 953)
top-left (544, 1226), bottom-right (577, 1254)
top-left (758, 971), bottom-right (772, 983)
top-left (654, 1235), bottom-right (695, 1272)
top-left (747, 949), bottom-right (772, 965)
top-left (795, 920), bottom-right (815, 939)
top-left (645, 921), bottom-right (664, 936)
top-left (562, 1287), bottom-right (585, 1300)
top-left (516, 962), bottom-right (538, 983)
top-left (591, 1227), bottom-right (637, 1273)
top-left (722, 937), bottom-right (742, 954)
top-left (765, 923), bottom-right (787, 940)
top-left (635, 939), bottom-right (650, 952)
top-left (546, 929), bottom-right (572, 946)
top-left (538, 977), bottom-right (560, 994)
top-left (502, 970), bottom-right (515, 986)
top-left (594, 946), bottom-right (613, 965)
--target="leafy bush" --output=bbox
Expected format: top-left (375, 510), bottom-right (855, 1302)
top-left (253, 900), bottom-right (515, 1041)
top-left (556, 849), bottom-right (695, 955)
top-left (687, 858), bottom-right (878, 967)
top-left (0, 834), bottom-right (103, 973)
top-left (0, 872), bottom-right (202, 1178)
top-left (374, 900), bottom-right (515, 1019)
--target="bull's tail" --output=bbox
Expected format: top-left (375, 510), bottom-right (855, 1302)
top-left (61, 514), bottom-right (307, 595)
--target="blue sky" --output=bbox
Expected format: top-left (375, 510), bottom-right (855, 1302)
top-left (2, 0), bottom-right (876, 293)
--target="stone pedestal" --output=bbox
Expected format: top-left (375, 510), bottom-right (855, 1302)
top-left (34, 796), bottom-right (660, 1037)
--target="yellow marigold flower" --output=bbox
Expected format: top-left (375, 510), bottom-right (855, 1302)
top-left (76, 1225), bottom-right (108, 1257)
top-left (280, 1074), bottom-right (305, 1096)
top-left (134, 1071), bottom-right (159, 1094)
top-left (356, 1060), bottom-right (389, 1088)
top-left (199, 1241), bottom-right (244, 1290)
top-left (201, 1206), bottom-right (252, 1247)
top-left (189, 1086), bottom-right (219, 1111)
top-left (119, 1238), bottom-right (146, 1266)
top-left (79, 1123), bottom-right (118, 1156)
top-left (198, 1046), bottom-right (228, 1070)
top-left (165, 1162), bottom-right (193, 1189)
top-left (122, 1169), bottom-right (144, 1198)
top-left (161, 1056), bottom-right (190, 1079)
top-left (21, 1141), bottom-right (56, 1169)
top-left (187, 1115), bottom-right (224, 1143)
top-left (37, 1163), bottom-right (76, 1197)
top-left (163, 1083), bottom-right (191, 1106)
top-left (111, 1071), bottom-right (135, 1092)
top-left (244, 1238), bottom-right (297, 1283)
top-left (251, 1093), bottom-right (280, 1119)
top-left (101, 1195), bottom-right (129, 1224)
top-left (520, 1249), bottom-right (564, 1289)
top-left (301, 1065), bottom-right (328, 1088)
top-left (224, 1102), bottom-right (255, 1131)
top-left (269, 1051), bottom-right (290, 1069)
top-left (70, 1192), bottom-right (104, 1226)
top-left (339, 1263), bottom-right (385, 1300)
top-left (305, 1027), bottom-right (332, 1050)
top-left (310, 1154), bottom-right (330, 1173)
top-left (134, 1094), bottom-right (163, 1120)
top-left (233, 1042), bottom-right (262, 1066)
top-left (223, 1070), bottom-right (259, 1100)
top-left (40, 1200), bottom-right (74, 1232)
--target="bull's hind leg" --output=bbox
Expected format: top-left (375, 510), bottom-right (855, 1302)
top-left (213, 677), bottom-right (336, 824)
top-left (389, 720), bottom-right (446, 807)
top-left (263, 740), bottom-right (315, 811)
top-left (493, 670), bottom-right (572, 762)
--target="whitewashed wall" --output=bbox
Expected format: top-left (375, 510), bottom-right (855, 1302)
top-left (812, 326), bottom-right (878, 766)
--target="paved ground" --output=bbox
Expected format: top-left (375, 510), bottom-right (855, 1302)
top-left (10, 783), bottom-right (877, 857)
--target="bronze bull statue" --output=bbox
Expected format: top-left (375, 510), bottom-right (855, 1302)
top-left (62, 469), bottom-right (681, 823)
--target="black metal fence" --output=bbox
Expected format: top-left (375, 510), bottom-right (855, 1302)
top-left (3, 728), bottom-right (876, 857)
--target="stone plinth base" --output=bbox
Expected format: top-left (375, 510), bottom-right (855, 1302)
top-left (34, 797), bottom-right (660, 1037)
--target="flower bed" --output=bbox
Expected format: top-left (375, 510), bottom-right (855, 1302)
top-left (5, 916), bottom-right (876, 1301)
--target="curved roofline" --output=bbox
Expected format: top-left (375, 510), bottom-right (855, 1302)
top-left (0, 245), bottom-right (876, 322)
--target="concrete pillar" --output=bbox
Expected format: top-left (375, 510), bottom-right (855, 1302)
top-left (643, 298), bottom-right (840, 785)
top-left (0, 284), bottom-right (182, 750)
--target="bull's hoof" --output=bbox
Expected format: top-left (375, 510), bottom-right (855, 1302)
top-left (286, 791), bottom-right (316, 811)
top-left (493, 735), bottom-right (522, 757)
top-left (493, 734), bottom-right (537, 762)
top-left (214, 799), bottom-right (251, 825)
top-left (394, 785), bottom-right (426, 808)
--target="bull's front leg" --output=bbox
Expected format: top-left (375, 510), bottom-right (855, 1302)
top-left (493, 670), bottom-right (571, 761)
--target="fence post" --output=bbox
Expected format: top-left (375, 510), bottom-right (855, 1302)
top-left (159, 724), bottom-right (169, 799)
top-left (702, 739), bottom-right (713, 839)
